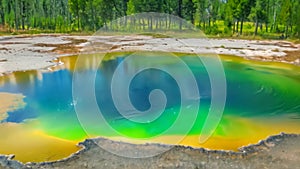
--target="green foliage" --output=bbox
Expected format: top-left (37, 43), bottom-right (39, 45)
top-left (294, 1), bottom-right (300, 37)
top-left (0, 0), bottom-right (298, 39)
top-left (205, 24), bottom-right (220, 35)
top-left (223, 27), bottom-right (231, 35)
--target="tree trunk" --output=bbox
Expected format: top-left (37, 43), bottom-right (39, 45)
top-left (148, 16), bottom-right (153, 31)
top-left (14, 0), bottom-right (19, 31)
top-left (168, 15), bottom-right (171, 29)
top-left (266, 0), bottom-right (270, 33)
top-left (20, 0), bottom-right (25, 30)
top-left (159, 19), bottom-right (162, 30)
top-left (191, 13), bottom-right (194, 25)
top-left (165, 16), bottom-right (168, 29)
top-left (125, 16), bottom-right (128, 30)
top-left (271, 0), bottom-right (277, 32)
top-left (133, 17), bottom-right (136, 31)
top-left (77, 16), bottom-right (80, 31)
top-left (198, 19), bottom-right (201, 28)
top-left (240, 18), bottom-right (244, 35)
top-left (285, 23), bottom-right (288, 38)
top-left (91, 2), bottom-right (96, 31)
top-left (0, 9), bottom-right (4, 25)
top-left (189, 0), bottom-right (194, 24)
top-left (77, 7), bottom-right (80, 31)
top-left (178, 0), bottom-right (182, 30)
top-left (254, 19), bottom-right (259, 36)
top-left (139, 17), bottom-right (142, 30)
top-left (233, 21), bottom-right (235, 34)
top-left (260, 23), bottom-right (263, 31)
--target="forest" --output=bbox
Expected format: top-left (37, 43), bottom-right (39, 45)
top-left (0, 0), bottom-right (299, 38)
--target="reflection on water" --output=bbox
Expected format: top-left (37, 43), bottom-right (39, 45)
top-left (0, 53), bottom-right (300, 162)
top-left (0, 93), bottom-right (26, 121)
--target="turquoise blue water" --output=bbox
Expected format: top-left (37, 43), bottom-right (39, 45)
top-left (0, 53), bottom-right (300, 141)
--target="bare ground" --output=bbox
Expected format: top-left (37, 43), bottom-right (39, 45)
top-left (0, 34), bottom-right (300, 75)
top-left (0, 133), bottom-right (299, 169)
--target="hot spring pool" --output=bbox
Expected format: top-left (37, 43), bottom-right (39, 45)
top-left (0, 53), bottom-right (300, 162)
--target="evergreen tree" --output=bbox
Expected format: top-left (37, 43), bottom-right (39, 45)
top-left (0, 0), bottom-right (298, 38)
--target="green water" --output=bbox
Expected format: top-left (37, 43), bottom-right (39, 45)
top-left (0, 53), bottom-right (300, 154)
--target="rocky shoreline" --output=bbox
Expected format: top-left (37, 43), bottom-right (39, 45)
top-left (0, 133), bottom-right (299, 169)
